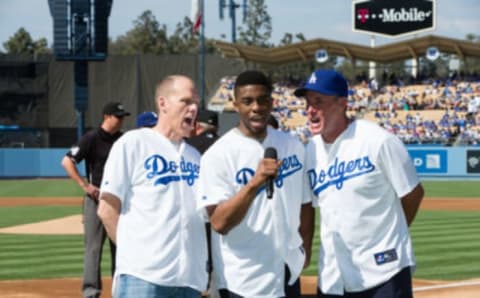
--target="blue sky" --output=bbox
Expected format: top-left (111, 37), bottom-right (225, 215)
top-left (0, 0), bottom-right (479, 51)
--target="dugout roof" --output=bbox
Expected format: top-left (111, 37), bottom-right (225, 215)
top-left (213, 35), bottom-right (480, 64)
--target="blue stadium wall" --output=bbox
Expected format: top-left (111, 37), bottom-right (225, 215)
top-left (0, 147), bottom-right (479, 179)
top-left (0, 149), bottom-right (85, 178)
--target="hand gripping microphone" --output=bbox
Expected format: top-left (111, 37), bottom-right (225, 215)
top-left (264, 147), bottom-right (277, 199)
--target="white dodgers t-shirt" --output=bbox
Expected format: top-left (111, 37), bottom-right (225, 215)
top-left (306, 119), bottom-right (419, 295)
top-left (101, 128), bottom-right (207, 292)
top-left (198, 127), bottom-right (312, 298)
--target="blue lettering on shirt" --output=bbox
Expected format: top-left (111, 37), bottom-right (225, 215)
top-left (307, 156), bottom-right (375, 195)
top-left (234, 154), bottom-right (303, 193)
top-left (145, 155), bottom-right (199, 186)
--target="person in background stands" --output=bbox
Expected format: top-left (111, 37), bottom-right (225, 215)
top-left (186, 109), bottom-right (220, 154)
top-left (186, 109), bottom-right (221, 298)
top-left (61, 102), bottom-right (130, 298)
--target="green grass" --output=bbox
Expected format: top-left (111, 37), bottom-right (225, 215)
top-left (410, 210), bottom-right (480, 280)
top-left (0, 179), bottom-right (477, 198)
top-left (0, 179), bottom-right (478, 281)
top-left (303, 209), bottom-right (480, 280)
top-left (0, 234), bottom-right (112, 280)
top-left (0, 209), bottom-right (478, 281)
top-left (0, 206), bottom-right (81, 228)
top-left (0, 179), bottom-right (83, 197)
top-left (421, 181), bottom-right (480, 198)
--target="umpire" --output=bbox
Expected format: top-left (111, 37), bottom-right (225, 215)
top-left (61, 102), bottom-right (130, 298)
top-left (186, 109), bottom-right (219, 154)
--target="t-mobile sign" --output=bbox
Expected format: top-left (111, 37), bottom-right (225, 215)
top-left (353, 0), bottom-right (435, 38)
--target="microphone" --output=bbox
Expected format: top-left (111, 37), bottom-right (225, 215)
top-left (264, 147), bottom-right (277, 199)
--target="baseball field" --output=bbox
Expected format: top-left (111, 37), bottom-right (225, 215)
top-left (0, 179), bottom-right (479, 297)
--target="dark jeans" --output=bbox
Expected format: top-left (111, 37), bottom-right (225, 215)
top-left (219, 265), bottom-right (300, 298)
top-left (82, 195), bottom-right (116, 298)
top-left (317, 267), bottom-right (413, 298)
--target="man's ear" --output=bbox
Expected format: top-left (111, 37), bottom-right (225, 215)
top-left (157, 95), bottom-right (167, 113)
top-left (339, 97), bottom-right (348, 109)
top-left (232, 99), bottom-right (240, 113)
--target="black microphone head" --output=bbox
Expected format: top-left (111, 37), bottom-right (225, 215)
top-left (264, 147), bottom-right (277, 159)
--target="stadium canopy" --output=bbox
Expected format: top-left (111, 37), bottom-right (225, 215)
top-left (213, 35), bottom-right (480, 65)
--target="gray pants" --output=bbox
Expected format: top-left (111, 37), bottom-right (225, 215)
top-left (83, 195), bottom-right (116, 298)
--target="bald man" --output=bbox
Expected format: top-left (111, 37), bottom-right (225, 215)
top-left (97, 75), bottom-right (208, 298)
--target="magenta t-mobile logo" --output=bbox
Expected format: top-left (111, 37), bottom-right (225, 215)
top-left (357, 8), bottom-right (369, 23)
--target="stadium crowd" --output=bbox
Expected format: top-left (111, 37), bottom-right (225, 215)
top-left (210, 75), bottom-right (480, 146)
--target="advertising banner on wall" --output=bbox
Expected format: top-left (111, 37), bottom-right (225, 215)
top-left (353, 0), bottom-right (435, 38)
top-left (466, 150), bottom-right (480, 174)
top-left (408, 149), bottom-right (447, 174)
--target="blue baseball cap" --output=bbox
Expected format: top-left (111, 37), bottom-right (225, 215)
top-left (136, 111), bottom-right (158, 128)
top-left (294, 69), bottom-right (348, 98)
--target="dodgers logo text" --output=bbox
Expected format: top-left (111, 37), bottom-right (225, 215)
top-left (145, 155), bottom-right (199, 186)
top-left (308, 156), bottom-right (375, 195)
top-left (235, 154), bottom-right (303, 192)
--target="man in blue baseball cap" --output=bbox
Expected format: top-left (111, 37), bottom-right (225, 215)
top-left (294, 69), bottom-right (349, 139)
top-left (297, 70), bottom-right (424, 298)
top-left (136, 111), bottom-right (158, 128)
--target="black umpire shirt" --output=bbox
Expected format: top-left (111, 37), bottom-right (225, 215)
top-left (186, 130), bottom-right (219, 154)
top-left (66, 127), bottom-right (122, 187)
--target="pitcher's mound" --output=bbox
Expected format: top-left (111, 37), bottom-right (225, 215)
top-left (0, 215), bottom-right (83, 235)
